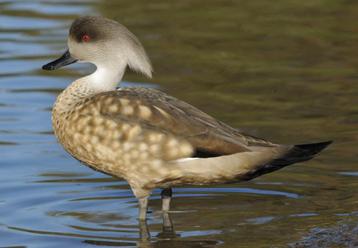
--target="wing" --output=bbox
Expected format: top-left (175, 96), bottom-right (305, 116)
top-left (74, 87), bottom-right (277, 162)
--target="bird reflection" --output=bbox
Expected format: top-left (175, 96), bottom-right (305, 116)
top-left (139, 212), bottom-right (178, 242)
top-left (138, 212), bottom-right (219, 248)
top-left (83, 212), bottom-right (219, 248)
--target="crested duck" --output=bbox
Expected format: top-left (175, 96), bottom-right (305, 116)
top-left (43, 16), bottom-right (331, 220)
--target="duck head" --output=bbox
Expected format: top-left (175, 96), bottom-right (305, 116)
top-left (42, 16), bottom-right (152, 79)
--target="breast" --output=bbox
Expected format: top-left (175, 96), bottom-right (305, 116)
top-left (51, 94), bottom-right (194, 180)
top-left (52, 102), bottom-right (131, 177)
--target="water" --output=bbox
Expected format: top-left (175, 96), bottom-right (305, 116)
top-left (0, 0), bottom-right (357, 247)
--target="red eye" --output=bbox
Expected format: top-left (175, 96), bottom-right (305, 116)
top-left (82, 34), bottom-right (91, 42)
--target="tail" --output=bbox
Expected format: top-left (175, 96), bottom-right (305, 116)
top-left (246, 141), bottom-right (332, 179)
top-left (271, 141), bottom-right (332, 166)
top-left (169, 141), bottom-right (332, 185)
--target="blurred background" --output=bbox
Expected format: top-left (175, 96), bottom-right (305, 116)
top-left (0, 0), bottom-right (357, 247)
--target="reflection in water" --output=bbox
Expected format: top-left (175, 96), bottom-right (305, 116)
top-left (7, 212), bottom-right (220, 248)
top-left (82, 213), bottom-right (220, 248)
top-left (137, 214), bottom-right (220, 248)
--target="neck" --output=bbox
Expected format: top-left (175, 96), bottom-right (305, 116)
top-left (84, 62), bottom-right (126, 92)
top-left (53, 62), bottom-right (126, 114)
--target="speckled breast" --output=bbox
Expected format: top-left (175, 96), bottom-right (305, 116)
top-left (51, 92), bottom-right (193, 184)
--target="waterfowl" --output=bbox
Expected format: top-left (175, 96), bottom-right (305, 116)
top-left (43, 16), bottom-right (331, 220)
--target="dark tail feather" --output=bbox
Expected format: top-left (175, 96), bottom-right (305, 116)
top-left (271, 141), bottom-right (332, 167)
top-left (244, 141), bottom-right (332, 180)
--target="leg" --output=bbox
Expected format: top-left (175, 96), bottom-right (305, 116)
top-left (128, 182), bottom-right (151, 221)
top-left (139, 219), bottom-right (150, 240)
top-left (157, 211), bottom-right (177, 239)
top-left (138, 196), bottom-right (149, 220)
top-left (161, 188), bottom-right (172, 212)
top-left (162, 211), bottom-right (173, 232)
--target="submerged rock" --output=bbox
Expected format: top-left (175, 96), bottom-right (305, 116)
top-left (290, 218), bottom-right (358, 248)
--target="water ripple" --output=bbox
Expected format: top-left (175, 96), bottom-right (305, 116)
top-left (176, 187), bottom-right (300, 199)
top-left (0, 15), bottom-right (61, 30)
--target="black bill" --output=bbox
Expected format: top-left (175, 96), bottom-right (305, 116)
top-left (42, 50), bottom-right (78, 70)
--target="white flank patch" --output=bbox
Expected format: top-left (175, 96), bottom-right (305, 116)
top-left (174, 157), bottom-right (200, 163)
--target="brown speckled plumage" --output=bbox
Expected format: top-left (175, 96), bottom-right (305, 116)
top-left (44, 16), bottom-right (331, 220)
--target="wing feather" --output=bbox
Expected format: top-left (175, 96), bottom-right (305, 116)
top-left (88, 87), bottom-right (278, 158)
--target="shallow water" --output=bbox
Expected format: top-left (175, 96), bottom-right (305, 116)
top-left (0, 0), bottom-right (357, 247)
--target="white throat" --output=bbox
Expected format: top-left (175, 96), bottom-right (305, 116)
top-left (83, 60), bottom-right (126, 92)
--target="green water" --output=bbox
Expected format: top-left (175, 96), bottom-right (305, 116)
top-left (0, 0), bottom-right (357, 247)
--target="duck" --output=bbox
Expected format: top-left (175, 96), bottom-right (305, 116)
top-left (42, 16), bottom-right (332, 220)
